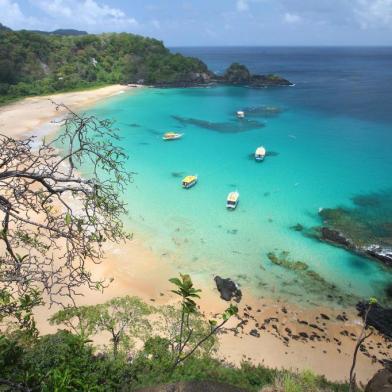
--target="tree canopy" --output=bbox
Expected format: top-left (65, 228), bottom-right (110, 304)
top-left (0, 28), bottom-right (210, 103)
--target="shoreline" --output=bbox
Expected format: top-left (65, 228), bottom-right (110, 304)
top-left (0, 84), bottom-right (142, 139)
top-left (1, 85), bottom-right (390, 384)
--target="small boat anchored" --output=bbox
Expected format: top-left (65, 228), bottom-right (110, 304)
top-left (236, 110), bottom-right (245, 119)
top-left (182, 175), bottom-right (198, 189)
top-left (226, 191), bottom-right (239, 209)
top-left (163, 132), bottom-right (183, 141)
top-left (255, 146), bottom-right (266, 161)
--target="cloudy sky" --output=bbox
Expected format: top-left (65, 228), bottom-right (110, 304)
top-left (1, 0), bottom-right (392, 46)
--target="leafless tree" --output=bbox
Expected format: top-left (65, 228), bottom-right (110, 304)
top-left (0, 102), bottom-right (131, 323)
top-left (349, 297), bottom-right (377, 392)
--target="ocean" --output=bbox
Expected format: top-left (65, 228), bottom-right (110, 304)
top-left (86, 47), bottom-right (392, 308)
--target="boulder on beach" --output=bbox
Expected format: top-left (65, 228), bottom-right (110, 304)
top-left (214, 276), bottom-right (242, 302)
top-left (365, 366), bottom-right (392, 392)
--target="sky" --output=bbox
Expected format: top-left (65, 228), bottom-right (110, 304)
top-left (1, 0), bottom-right (392, 46)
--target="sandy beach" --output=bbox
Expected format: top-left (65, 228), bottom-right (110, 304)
top-left (0, 84), bottom-right (139, 139)
top-left (1, 85), bottom-right (390, 385)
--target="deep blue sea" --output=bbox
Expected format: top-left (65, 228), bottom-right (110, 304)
top-left (87, 47), bottom-right (392, 308)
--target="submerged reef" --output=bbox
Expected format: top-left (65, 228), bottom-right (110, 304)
top-left (265, 251), bottom-right (357, 306)
top-left (241, 105), bottom-right (283, 117)
top-left (172, 115), bottom-right (264, 133)
top-left (311, 190), bottom-right (392, 268)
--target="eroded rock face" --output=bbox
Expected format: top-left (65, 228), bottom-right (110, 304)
top-left (214, 276), bottom-right (242, 302)
top-left (135, 381), bottom-right (248, 392)
top-left (365, 245), bottom-right (392, 267)
top-left (365, 367), bottom-right (392, 392)
top-left (356, 301), bottom-right (392, 339)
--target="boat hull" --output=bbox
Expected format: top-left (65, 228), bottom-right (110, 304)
top-left (182, 180), bottom-right (197, 189)
top-left (163, 135), bottom-right (182, 141)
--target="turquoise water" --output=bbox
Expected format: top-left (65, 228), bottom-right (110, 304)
top-left (86, 83), bottom-right (392, 307)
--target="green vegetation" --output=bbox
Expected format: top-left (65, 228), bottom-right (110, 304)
top-left (0, 274), bottom-right (350, 391)
top-left (0, 27), bottom-right (209, 104)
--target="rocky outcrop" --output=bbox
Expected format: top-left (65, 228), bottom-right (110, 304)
top-left (222, 63), bottom-right (251, 84)
top-left (320, 227), bottom-right (352, 248)
top-left (356, 301), bottom-right (392, 339)
top-left (214, 276), bottom-right (242, 302)
top-left (365, 245), bottom-right (392, 267)
top-left (153, 63), bottom-right (292, 88)
top-left (152, 72), bottom-right (214, 87)
top-left (315, 226), bottom-right (392, 268)
top-left (218, 63), bottom-right (292, 87)
top-left (365, 367), bottom-right (392, 392)
top-left (135, 381), bottom-right (248, 392)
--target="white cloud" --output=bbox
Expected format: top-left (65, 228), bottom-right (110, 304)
top-left (236, 0), bottom-right (249, 12)
top-left (33, 0), bottom-right (139, 31)
top-left (283, 12), bottom-right (302, 24)
top-left (355, 0), bottom-right (392, 29)
top-left (0, 0), bottom-right (37, 29)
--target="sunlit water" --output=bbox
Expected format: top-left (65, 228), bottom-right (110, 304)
top-left (82, 48), bottom-right (392, 308)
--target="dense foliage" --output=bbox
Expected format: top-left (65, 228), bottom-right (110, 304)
top-left (0, 27), bottom-right (209, 103)
top-left (0, 331), bottom-right (350, 392)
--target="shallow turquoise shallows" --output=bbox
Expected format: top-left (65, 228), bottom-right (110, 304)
top-left (83, 83), bottom-right (392, 308)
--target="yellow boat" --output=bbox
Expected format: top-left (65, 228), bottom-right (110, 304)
top-left (182, 175), bottom-right (198, 189)
top-left (163, 132), bottom-right (183, 141)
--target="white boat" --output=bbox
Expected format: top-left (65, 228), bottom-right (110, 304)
top-left (182, 175), bottom-right (198, 189)
top-left (163, 132), bottom-right (183, 141)
top-left (236, 110), bottom-right (245, 119)
top-left (226, 191), bottom-right (239, 209)
top-left (255, 146), bottom-right (266, 161)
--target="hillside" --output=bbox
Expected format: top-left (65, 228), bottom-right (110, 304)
top-left (0, 27), bottom-right (211, 102)
top-left (0, 26), bottom-right (292, 104)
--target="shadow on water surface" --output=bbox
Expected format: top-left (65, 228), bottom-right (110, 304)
top-left (240, 105), bottom-right (283, 118)
top-left (172, 115), bottom-right (264, 133)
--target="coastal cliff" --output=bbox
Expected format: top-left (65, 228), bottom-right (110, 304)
top-left (0, 25), bottom-right (292, 103)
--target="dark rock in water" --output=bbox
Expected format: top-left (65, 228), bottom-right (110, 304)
top-left (214, 276), bottom-right (242, 302)
top-left (365, 366), bottom-right (392, 392)
top-left (313, 193), bottom-right (392, 268)
top-left (151, 62), bottom-right (292, 88)
top-left (320, 227), bottom-right (352, 248)
top-left (135, 381), bottom-right (248, 392)
top-left (223, 63), bottom-right (251, 85)
top-left (220, 63), bottom-right (292, 87)
top-left (320, 313), bottom-right (330, 320)
top-left (291, 223), bottom-right (304, 232)
top-left (356, 301), bottom-right (392, 339)
top-left (365, 245), bottom-right (392, 267)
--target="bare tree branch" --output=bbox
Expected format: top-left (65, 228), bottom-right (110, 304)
top-left (0, 102), bottom-right (132, 322)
